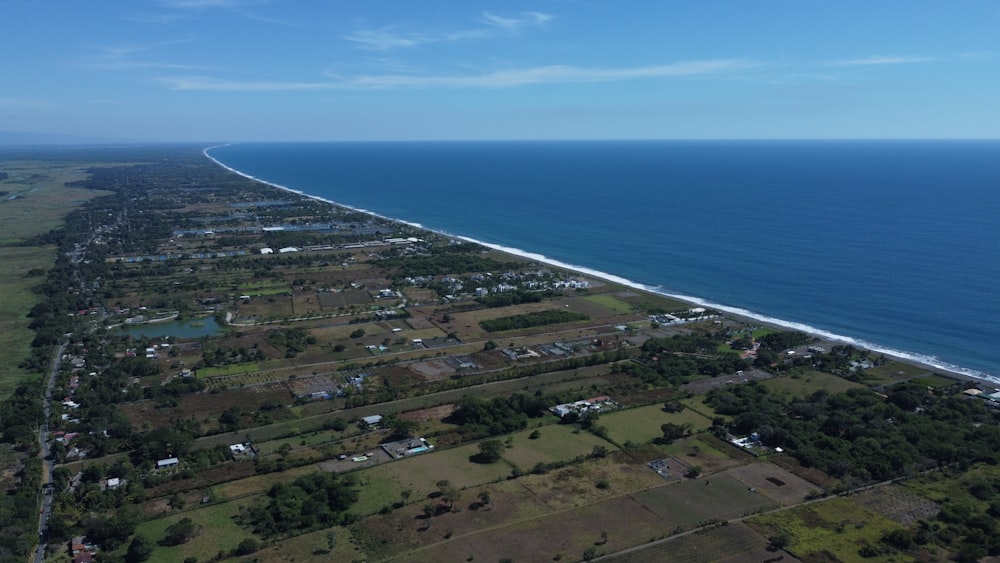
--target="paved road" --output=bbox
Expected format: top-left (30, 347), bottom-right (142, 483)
top-left (33, 341), bottom-right (66, 563)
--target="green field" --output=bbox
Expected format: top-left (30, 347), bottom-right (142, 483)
top-left (132, 498), bottom-right (257, 563)
top-left (352, 444), bottom-right (513, 515)
top-left (748, 496), bottom-right (904, 563)
top-left (197, 362), bottom-right (261, 378)
top-left (502, 424), bottom-right (613, 468)
top-left (0, 161), bottom-right (112, 396)
top-left (633, 474), bottom-right (776, 526)
top-left (761, 370), bottom-right (866, 399)
top-left (582, 294), bottom-right (635, 314)
top-left (600, 404), bottom-right (713, 445)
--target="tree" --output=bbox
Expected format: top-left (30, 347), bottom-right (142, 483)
top-left (472, 439), bottom-right (504, 464)
top-left (125, 535), bottom-right (154, 562)
top-left (234, 538), bottom-right (260, 556)
top-left (162, 517), bottom-right (198, 546)
top-left (477, 490), bottom-right (491, 509)
top-left (768, 533), bottom-right (790, 551)
top-left (657, 422), bottom-right (691, 444)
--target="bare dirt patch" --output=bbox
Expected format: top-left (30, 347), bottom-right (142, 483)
top-left (722, 461), bottom-right (819, 505)
top-left (398, 404), bottom-right (455, 423)
top-left (408, 359), bottom-right (455, 381)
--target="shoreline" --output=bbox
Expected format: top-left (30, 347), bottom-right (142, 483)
top-left (202, 144), bottom-right (998, 387)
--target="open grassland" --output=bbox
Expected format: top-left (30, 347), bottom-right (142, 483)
top-left (600, 403), bottom-right (713, 445)
top-left (0, 161), bottom-right (112, 396)
top-left (391, 495), bottom-right (670, 563)
top-left (501, 424), bottom-right (612, 468)
top-left (602, 521), bottom-right (783, 563)
top-left (579, 293), bottom-right (636, 315)
top-left (257, 526), bottom-right (366, 562)
top-left (0, 160), bottom-right (110, 242)
top-left (633, 474), bottom-right (776, 526)
top-left (131, 498), bottom-right (257, 563)
top-left (861, 361), bottom-right (932, 385)
top-left (748, 496), bottom-right (905, 563)
top-left (0, 247), bottom-right (55, 395)
top-left (352, 443), bottom-right (513, 515)
top-left (761, 370), bottom-right (865, 399)
top-left (197, 362), bottom-right (261, 378)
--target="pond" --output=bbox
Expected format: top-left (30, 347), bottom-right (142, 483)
top-left (111, 316), bottom-right (225, 339)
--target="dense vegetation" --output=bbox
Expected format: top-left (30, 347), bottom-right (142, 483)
top-left (707, 381), bottom-right (1000, 483)
top-left (241, 472), bottom-right (359, 536)
top-left (479, 309), bottom-right (588, 332)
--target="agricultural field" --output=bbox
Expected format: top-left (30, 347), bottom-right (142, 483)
top-left (599, 403), bottom-right (714, 445)
top-left (860, 361), bottom-right (932, 386)
top-left (747, 496), bottom-right (906, 563)
top-left (720, 461), bottom-right (819, 506)
top-left (131, 498), bottom-right (258, 563)
top-left (500, 424), bottom-right (612, 469)
top-left (602, 521), bottom-right (794, 563)
top-left (633, 474), bottom-right (777, 527)
top-left (761, 370), bottom-right (865, 399)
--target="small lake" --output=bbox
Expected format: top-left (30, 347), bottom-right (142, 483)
top-left (112, 316), bottom-right (225, 339)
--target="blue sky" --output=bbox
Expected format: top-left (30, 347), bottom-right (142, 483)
top-left (2, 0), bottom-right (998, 141)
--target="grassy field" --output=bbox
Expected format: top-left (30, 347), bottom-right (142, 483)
top-left (761, 370), bottom-right (866, 399)
top-left (861, 361), bottom-right (931, 385)
top-left (501, 424), bottom-right (613, 469)
top-left (633, 474), bottom-right (776, 526)
top-left (131, 498), bottom-right (257, 563)
top-left (748, 496), bottom-right (905, 563)
top-left (352, 443), bottom-right (513, 516)
top-left (0, 160), bottom-right (112, 396)
top-left (603, 521), bottom-right (775, 563)
top-left (600, 403), bottom-right (714, 445)
top-left (197, 362), bottom-right (261, 378)
top-left (581, 293), bottom-right (636, 314)
top-left (255, 526), bottom-right (366, 562)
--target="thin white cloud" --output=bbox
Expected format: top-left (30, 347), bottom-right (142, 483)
top-left (162, 59), bottom-right (749, 91)
top-left (480, 11), bottom-right (552, 33)
top-left (80, 38), bottom-right (213, 71)
top-left (344, 10), bottom-right (550, 50)
top-left (158, 0), bottom-right (261, 10)
top-left (832, 55), bottom-right (937, 66)
top-left (160, 76), bottom-right (329, 91)
top-left (342, 29), bottom-right (431, 51)
top-left (0, 97), bottom-right (54, 110)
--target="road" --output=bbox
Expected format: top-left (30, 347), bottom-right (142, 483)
top-left (33, 341), bottom-right (66, 563)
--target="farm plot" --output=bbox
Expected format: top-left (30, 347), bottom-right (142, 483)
top-left (501, 425), bottom-right (614, 469)
top-left (762, 370), bottom-right (865, 398)
top-left (391, 494), bottom-right (670, 563)
top-left (599, 404), bottom-right (713, 445)
top-left (132, 498), bottom-right (257, 563)
top-left (350, 443), bottom-right (514, 515)
top-left (748, 496), bottom-right (905, 563)
top-left (634, 475), bottom-right (776, 527)
top-left (576, 293), bottom-right (636, 317)
top-left (602, 521), bottom-right (794, 563)
top-left (516, 457), bottom-right (667, 511)
top-left (258, 526), bottom-right (366, 562)
top-left (720, 461), bottom-right (819, 505)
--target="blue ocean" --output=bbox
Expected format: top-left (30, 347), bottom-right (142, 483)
top-left (207, 141), bottom-right (1000, 382)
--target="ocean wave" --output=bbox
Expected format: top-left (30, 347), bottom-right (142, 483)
top-left (204, 145), bottom-right (998, 386)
